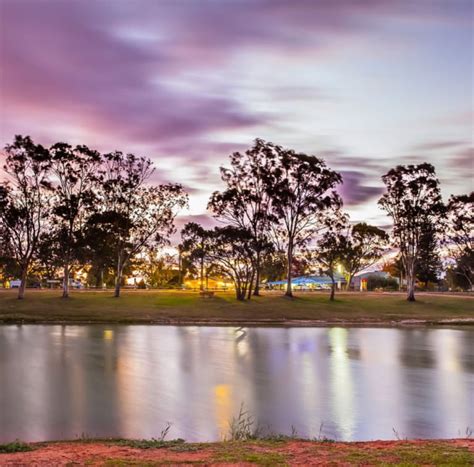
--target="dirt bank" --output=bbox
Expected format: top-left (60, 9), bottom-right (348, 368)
top-left (1, 438), bottom-right (473, 465)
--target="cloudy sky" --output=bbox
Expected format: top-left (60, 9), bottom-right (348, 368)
top-left (0, 0), bottom-right (472, 232)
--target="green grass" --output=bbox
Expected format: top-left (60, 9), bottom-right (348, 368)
top-left (0, 289), bottom-right (472, 325)
top-left (0, 441), bottom-right (34, 453)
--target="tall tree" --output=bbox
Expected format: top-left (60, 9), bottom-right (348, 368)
top-left (445, 192), bottom-right (473, 289)
top-left (269, 146), bottom-right (342, 297)
top-left (378, 163), bottom-right (444, 301)
top-left (342, 222), bottom-right (389, 290)
top-left (207, 226), bottom-right (255, 300)
top-left (208, 139), bottom-right (277, 296)
top-left (100, 152), bottom-right (187, 297)
top-left (315, 224), bottom-right (347, 301)
top-left (0, 136), bottom-right (52, 299)
top-left (49, 142), bottom-right (102, 297)
top-left (181, 222), bottom-right (214, 291)
top-left (415, 220), bottom-right (441, 288)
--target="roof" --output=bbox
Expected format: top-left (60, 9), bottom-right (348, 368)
top-left (266, 274), bottom-right (346, 286)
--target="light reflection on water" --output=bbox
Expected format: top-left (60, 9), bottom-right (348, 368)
top-left (0, 325), bottom-right (472, 442)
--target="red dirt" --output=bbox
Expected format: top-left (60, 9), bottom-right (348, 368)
top-left (1, 439), bottom-right (473, 466)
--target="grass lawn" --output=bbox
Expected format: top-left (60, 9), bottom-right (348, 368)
top-left (0, 289), bottom-right (472, 325)
top-left (0, 438), bottom-right (472, 465)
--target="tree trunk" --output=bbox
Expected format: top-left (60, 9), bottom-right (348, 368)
top-left (178, 250), bottom-right (182, 286)
top-left (253, 252), bottom-right (261, 296)
top-left (200, 256), bottom-right (204, 291)
top-left (285, 243), bottom-right (293, 298)
top-left (330, 279), bottom-right (336, 301)
top-left (346, 273), bottom-right (354, 291)
top-left (62, 263), bottom-right (70, 298)
top-left (18, 266), bottom-right (28, 300)
top-left (406, 267), bottom-right (416, 301)
top-left (114, 256), bottom-right (123, 298)
top-left (247, 269), bottom-right (254, 300)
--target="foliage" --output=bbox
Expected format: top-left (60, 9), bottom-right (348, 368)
top-left (342, 222), bottom-right (389, 290)
top-left (315, 223), bottom-right (347, 300)
top-left (180, 222), bottom-right (214, 290)
top-left (415, 220), bottom-right (442, 286)
top-left (49, 142), bottom-right (101, 297)
top-left (0, 135), bottom-right (52, 298)
top-left (366, 275), bottom-right (399, 291)
top-left (268, 143), bottom-right (343, 297)
top-left (378, 163), bottom-right (444, 301)
top-left (98, 152), bottom-right (187, 297)
top-left (444, 192), bottom-right (473, 289)
top-left (207, 226), bottom-right (256, 300)
top-left (208, 139), bottom-right (277, 295)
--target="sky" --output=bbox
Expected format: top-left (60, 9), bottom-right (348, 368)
top-left (0, 0), bottom-right (472, 234)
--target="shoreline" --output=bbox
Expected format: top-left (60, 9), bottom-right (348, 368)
top-left (1, 317), bottom-right (474, 327)
top-left (1, 438), bottom-right (473, 465)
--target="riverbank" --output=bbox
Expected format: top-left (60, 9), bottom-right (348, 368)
top-left (0, 289), bottom-right (472, 326)
top-left (1, 438), bottom-right (473, 465)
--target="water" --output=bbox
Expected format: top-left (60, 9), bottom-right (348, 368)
top-left (0, 325), bottom-right (472, 442)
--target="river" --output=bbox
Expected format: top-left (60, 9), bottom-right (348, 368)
top-left (0, 325), bottom-right (472, 442)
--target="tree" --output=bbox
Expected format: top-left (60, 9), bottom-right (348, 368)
top-left (99, 152), bottom-right (188, 297)
top-left (0, 136), bottom-right (52, 299)
top-left (269, 145), bottom-right (342, 297)
top-left (378, 163), bottom-right (444, 301)
top-left (445, 192), bottom-right (473, 289)
top-left (415, 220), bottom-right (441, 288)
top-left (207, 226), bottom-right (255, 300)
top-left (82, 211), bottom-right (118, 288)
top-left (315, 225), bottom-right (347, 301)
top-left (342, 222), bottom-right (389, 290)
top-left (181, 222), bottom-right (214, 291)
top-left (208, 139), bottom-right (277, 296)
top-left (49, 142), bottom-right (102, 297)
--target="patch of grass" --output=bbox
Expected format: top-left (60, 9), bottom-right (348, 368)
top-left (1, 289), bottom-right (472, 325)
top-left (387, 442), bottom-right (474, 465)
top-left (112, 438), bottom-right (186, 450)
top-left (212, 442), bottom-right (289, 465)
top-left (0, 440), bottom-right (34, 453)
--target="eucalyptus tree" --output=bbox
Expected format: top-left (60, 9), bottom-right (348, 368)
top-left (415, 220), bottom-right (442, 288)
top-left (49, 142), bottom-right (102, 297)
top-left (378, 163), bottom-right (444, 301)
top-left (269, 146), bottom-right (342, 297)
top-left (0, 136), bottom-right (52, 299)
top-left (208, 139), bottom-right (277, 295)
top-left (445, 192), bottom-right (473, 289)
top-left (181, 222), bottom-right (214, 290)
top-left (315, 227), bottom-right (347, 301)
top-left (342, 222), bottom-right (389, 290)
top-left (207, 226), bottom-right (255, 300)
top-left (99, 152), bottom-right (188, 297)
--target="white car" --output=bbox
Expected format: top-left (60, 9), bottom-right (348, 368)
top-left (9, 280), bottom-right (22, 288)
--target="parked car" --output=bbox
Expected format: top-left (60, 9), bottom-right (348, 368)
top-left (9, 280), bottom-right (21, 288)
top-left (69, 280), bottom-right (84, 289)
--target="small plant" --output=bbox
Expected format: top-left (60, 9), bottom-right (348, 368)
top-left (0, 440), bottom-right (33, 453)
top-left (392, 427), bottom-right (407, 441)
top-left (113, 422), bottom-right (185, 449)
top-left (227, 403), bottom-right (262, 441)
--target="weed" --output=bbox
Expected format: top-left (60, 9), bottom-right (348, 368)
top-left (227, 403), bottom-right (263, 441)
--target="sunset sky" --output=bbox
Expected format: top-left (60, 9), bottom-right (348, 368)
top-left (0, 0), bottom-right (472, 233)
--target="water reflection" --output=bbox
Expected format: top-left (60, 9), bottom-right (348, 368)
top-left (0, 325), bottom-right (472, 443)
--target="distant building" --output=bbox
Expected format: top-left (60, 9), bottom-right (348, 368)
top-left (265, 274), bottom-right (346, 290)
